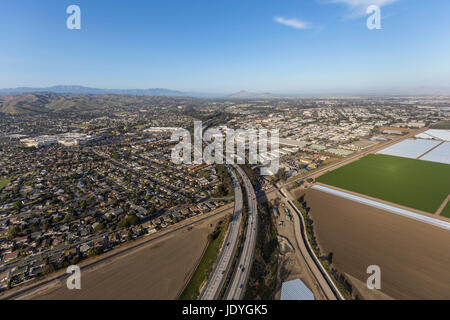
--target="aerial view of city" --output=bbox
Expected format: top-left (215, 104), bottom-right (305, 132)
top-left (0, 0), bottom-right (449, 314)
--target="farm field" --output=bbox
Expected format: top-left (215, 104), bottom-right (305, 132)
top-left (25, 215), bottom-right (223, 300)
top-left (431, 121), bottom-right (450, 130)
top-left (415, 129), bottom-right (450, 141)
top-left (441, 202), bottom-right (450, 219)
top-left (316, 154), bottom-right (450, 213)
top-left (303, 189), bottom-right (450, 300)
top-left (376, 139), bottom-right (440, 159)
top-left (420, 142), bottom-right (450, 165)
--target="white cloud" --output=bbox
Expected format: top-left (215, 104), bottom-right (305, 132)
top-left (327, 0), bottom-right (400, 17)
top-left (274, 16), bottom-right (310, 29)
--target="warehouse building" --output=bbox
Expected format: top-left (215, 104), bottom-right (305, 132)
top-left (280, 279), bottom-right (315, 300)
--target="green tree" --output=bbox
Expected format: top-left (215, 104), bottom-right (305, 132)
top-left (127, 214), bottom-right (139, 226)
top-left (7, 226), bottom-right (19, 241)
top-left (13, 201), bottom-right (22, 211)
top-left (43, 264), bottom-right (56, 275)
top-left (93, 223), bottom-right (106, 232)
top-left (118, 218), bottom-right (128, 228)
top-left (88, 247), bottom-right (102, 258)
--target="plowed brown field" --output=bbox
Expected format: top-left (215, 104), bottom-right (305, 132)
top-left (304, 189), bottom-right (450, 300)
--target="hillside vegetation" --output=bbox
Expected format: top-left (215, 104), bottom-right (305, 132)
top-left (0, 93), bottom-right (194, 114)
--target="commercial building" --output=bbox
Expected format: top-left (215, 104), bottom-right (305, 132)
top-left (280, 279), bottom-right (315, 300)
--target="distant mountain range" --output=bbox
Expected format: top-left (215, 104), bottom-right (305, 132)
top-left (0, 87), bottom-right (287, 114)
top-left (0, 92), bottom-right (196, 114)
top-left (226, 90), bottom-right (277, 99)
top-left (2, 85), bottom-right (448, 102)
top-left (0, 86), bottom-right (283, 100)
top-left (0, 85), bottom-right (187, 97)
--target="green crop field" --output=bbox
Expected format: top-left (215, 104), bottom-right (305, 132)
top-left (441, 202), bottom-right (450, 219)
top-left (317, 154), bottom-right (450, 213)
top-left (431, 121), bottom-right (450, 129)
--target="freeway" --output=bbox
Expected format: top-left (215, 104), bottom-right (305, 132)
top-left (225, 165), bottom-right (258, 300)
top-left (198, 120), bottom-right (427, 300)
top-left (199, 166), bottom-right (243, 300)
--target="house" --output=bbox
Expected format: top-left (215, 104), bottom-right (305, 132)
top-left (0, 271), bottom-right (9, 284)
top-left (79, 242), bottom-right (93, 254)
top-left (3, 251), bottom-right (18, 263)
top-left (29, 266), bottom-right (42, 278)
top-left (65, 247), bottom-right (78, 259)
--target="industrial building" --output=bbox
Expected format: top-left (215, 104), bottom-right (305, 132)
top-left (280, 279), bottom-right (315, 300)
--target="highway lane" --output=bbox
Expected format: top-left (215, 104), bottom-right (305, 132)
top-left (199, 166), bottom-right (243, 300)
top-left (247, 128), bottom-right (425, 300)
top-left (199, 123), bottom-right (426, 300)
top-left (225, 165), bottom-right (258, 300)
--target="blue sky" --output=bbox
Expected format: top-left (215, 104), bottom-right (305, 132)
top-left (0, 0), bottom-right (449, 94)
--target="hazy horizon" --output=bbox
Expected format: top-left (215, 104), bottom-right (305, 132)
top-left (2, 84), bottom-right (450, 98)
top-left (1, 0), bottom-right (450, 94)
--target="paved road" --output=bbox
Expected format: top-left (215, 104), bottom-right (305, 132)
top-left (199, 166), bottom-right (243, 300)
top-left (225, 165), bottom-right (258, 300)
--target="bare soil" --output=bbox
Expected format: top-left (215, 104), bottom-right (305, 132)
top-left (27, 216), bottom-right (224, 300)
top-left (303, 188), bottom-right (450, 300)
top-left (271, 197), bottom-right (327, 300)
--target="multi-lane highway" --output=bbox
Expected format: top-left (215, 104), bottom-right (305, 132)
top-left (225, 165), bottom-right (258, 300)
top-left (199, 166), bottom-right (243, 300)
top-left (199, 118), bottom-right (425, 300)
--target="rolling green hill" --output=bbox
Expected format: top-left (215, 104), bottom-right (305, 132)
top-left (0, 93), bottom-right (200, 114)
top-left (0, 93), bottom-right (110, 114)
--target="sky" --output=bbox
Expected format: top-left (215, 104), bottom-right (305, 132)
top-left (0, 0), bottom-right (449, 94)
